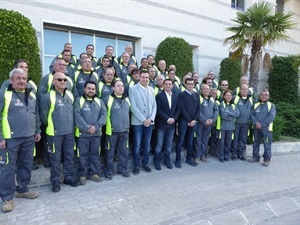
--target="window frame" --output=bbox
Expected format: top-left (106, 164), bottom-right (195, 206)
top-left (41, 20), bottom-right (141, 74)
top-left (231, 0), bottom-right (245, 11)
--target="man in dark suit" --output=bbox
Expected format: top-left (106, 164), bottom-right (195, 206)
top-left (154, 79), bottom-right (180, 170)
top-left (175, 78), bottom-right (201, 168)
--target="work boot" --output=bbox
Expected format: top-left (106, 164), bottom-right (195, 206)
top-left (79, 176), bottom-right (86, 185)
top-left (194, 158), bottom-right (201, 164)
top-left (200, 157), bottom-right (209, 163)
top-left (2, 200), bottom-right (13, 212)
top-left (248, 157), bottom-right (259, 162)
top-left (263, 160), bottom-right (270, 167)
top-left (89, 174), bottom-right (102, 182)
top-left (15, 191), bottom-right (39, 199)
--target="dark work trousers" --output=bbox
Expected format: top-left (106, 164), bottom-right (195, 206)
top-left (194, 123), bottom-right (212, 158)
top-left (0, 136), bottom-right (34, 201)
top-left (106, 131), bottom-right (129, 175)
top-left (252, 129), bottom-right (273, 161)
top-left (76, 136), bottom-right (101, 177)
top-left (39, 124), bottom-right (50, 165)
top-left (231, 123), bottom-right (249, 157)
top-left (209, 125), bottom-right (218, 157)
top-left (47, 133), bottom-right (75, 183)
top-left (217, 130), bottom-right (233, 161)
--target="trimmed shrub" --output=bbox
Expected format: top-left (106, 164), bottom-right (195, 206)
top-left (155, 37), bottom-right (193, 78)
top-left (273, 115), bottom-right (286, 141)
top-left (0, 9), bottom-right (41, 85)
top-left (219, 57), bottom-right (242, 90)
top-left (268, 55), bottom-right (299, 104)
top-left (276, 101), bottom-right (300, 138)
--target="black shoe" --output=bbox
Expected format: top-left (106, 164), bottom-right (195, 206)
top-left (219, 159), bottom-right (225, 163)
top-left (164, 161), bottom-right (173, 169)
top-left (224, 158), bottom-right (230, 162)
top-left (133, 167), bottom-right (139, 175)
top-left (119, 171), bottom-right (131, 177)
top-left (142, 165), bottom-right (152, 172)
top-left (231, 155), bottom-right (237, 160)
top-left (52, 182), bottom-right (60, 192)
top-left (186, 160), bottom-right (197, 167)
top-left (175, 161), bottom-right (182, 168)
top-left (32, 163), bottom-right (39, 170)
top-left (239, 156), bottom-right (246, 161)
top-left (154, 163), bottom-right (161, 171)
top-left (44, 163), bottom-right (51, 168)
top-left (248, 157), bottom-right (259, 162)
top-left (63, 179), bottom-right (79, 187)
top-left (105, 174), bottom-right (113, 180)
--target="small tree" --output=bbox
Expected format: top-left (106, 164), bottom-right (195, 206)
top-left (219, 57), bottom-right (242, 89)
top-left (155, 37), bottom-right (193, 78)
top-left (224, 2), bottom-right (294, 91)
top-left (0, 9), bottom-right (42, 85)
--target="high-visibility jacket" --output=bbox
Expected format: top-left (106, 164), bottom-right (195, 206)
top-left (40, 89), bottom-right (74, 136)
top-left (0, 85), bottom-right (40, 141)
top-left (104, 94), bottom-right (130, 135)
top-left (250, 101), bottom-right (276, 131)
top-left (74, 96), bottom-right (107, 137)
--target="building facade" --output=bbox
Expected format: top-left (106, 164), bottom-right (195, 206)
top-left (1, 0), bottom-right (299, 90)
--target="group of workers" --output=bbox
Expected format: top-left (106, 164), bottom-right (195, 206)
top-left (0, 43), bottom-right (276, 213)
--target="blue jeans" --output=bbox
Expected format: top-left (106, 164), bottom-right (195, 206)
top-left (132, 125), bottom-right (153, 168)
top-left (175, 119), bottom-right (197, 162)
top-left (154, 128), bottom-right (175, 164)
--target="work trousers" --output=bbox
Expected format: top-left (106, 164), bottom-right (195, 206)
top-left (76, 136), bottom-right (101, 177)
top-left (47, 133), bottom-right (75, 183)
top-left (0, 136), bottom-right (34, 201)
top-left (105, 131), bottom-right (129, 175)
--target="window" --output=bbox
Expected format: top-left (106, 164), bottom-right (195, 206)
top-left (276, 0), bottom-right (284, 13)
top-left (43, 23), bottom-right (137, 75)
top-left (231, 0), bottom-right (244, 11)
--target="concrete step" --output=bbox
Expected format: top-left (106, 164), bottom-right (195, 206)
top-left (29, 141), bottom-right (300, 187)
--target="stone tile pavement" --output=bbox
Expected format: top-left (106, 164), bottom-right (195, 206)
top-left (0, 150), bottom-right (299, 225)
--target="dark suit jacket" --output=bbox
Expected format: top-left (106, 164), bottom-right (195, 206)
top-left (155, 91), bottom-right (180, 129)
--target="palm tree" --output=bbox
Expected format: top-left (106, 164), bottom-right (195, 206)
top-left (224, 1), bottom-right (294, 90)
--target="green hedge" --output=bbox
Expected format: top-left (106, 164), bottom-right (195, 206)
top-left (155, 37), bottom-right (193, 78)
top-left (268, 55), bottom-right (299, 104)
top-left (0, 9), bottom-right (41, 85)
top-left (273, 115), bottom-right (286, 141)
top-left (219, 57), bottom-right (242, 90)
top-left (275, 101), bottom-right (300, 138)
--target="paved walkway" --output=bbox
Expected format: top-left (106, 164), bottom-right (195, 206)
top-left (1, 151), bottom-right (299, 225)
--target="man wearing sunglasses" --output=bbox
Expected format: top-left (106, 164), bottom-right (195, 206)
top-left (40, 72), bottom-right (79, 192)
top-left (216, 80), bottom-right (229, 102)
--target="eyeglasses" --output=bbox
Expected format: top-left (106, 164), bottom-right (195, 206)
top-left (221, 84), bottom-right (228, 86)
top-left (55, 78), bottom-right (68, 82)
top-left (186, 83), bottom-right (194, 85)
